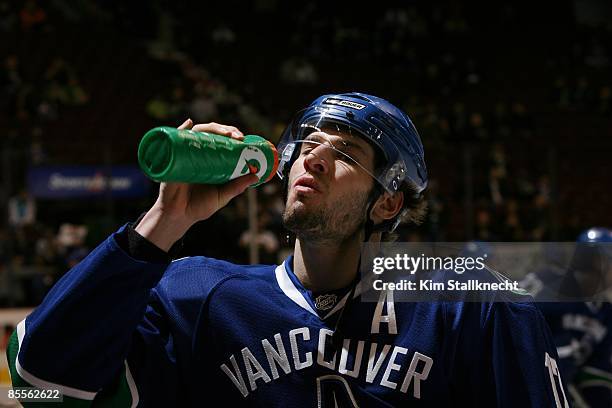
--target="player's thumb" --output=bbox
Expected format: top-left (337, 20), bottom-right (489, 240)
top-left (218, 174), bottom-right (259, 206)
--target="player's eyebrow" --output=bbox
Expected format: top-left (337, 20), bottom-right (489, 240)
top-left (304, 132), bottom-right (368, 158)
top-left (340, 139), bottom-right (368, 157)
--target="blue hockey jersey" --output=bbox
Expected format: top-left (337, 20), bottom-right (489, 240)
top-left (8, 226), bottom-right (569, 407)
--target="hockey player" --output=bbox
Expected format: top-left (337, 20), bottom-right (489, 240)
top-left (525, 228), bottom-right (612, 407)
top-left (8, 93), bottom-right (568, 406)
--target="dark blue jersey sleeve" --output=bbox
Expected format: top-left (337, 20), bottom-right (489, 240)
top-left (7, 225), bottom-right (248, 407)
top-left (6, 226), bottom-right (172, 406)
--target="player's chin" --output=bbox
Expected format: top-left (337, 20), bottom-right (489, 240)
top-left (282, 205), bottom-right (324, 236)
top-left (285, 192), bottom-right (307, 209)
top-left (284, 197), bottom-right (321, 220)
top-left (285, 198), bottom-right (309, 215)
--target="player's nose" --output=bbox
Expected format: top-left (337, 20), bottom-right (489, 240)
top-left (303, 145), bottom-right (330, 175)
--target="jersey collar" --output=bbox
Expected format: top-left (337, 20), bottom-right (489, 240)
top-left (274, 256), bottom-right (365, 320)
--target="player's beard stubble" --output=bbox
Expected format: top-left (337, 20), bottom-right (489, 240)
top-left (282, 187), bottom-right (371, 244)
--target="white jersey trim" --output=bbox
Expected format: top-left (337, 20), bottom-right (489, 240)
top-left (275, 260), bottom-right (366, 320)
top-left (125, 360), bottom-right (139, 407)
top-left (275, 263), bottom-right (318, 316)
top-left (16, 319), bottom-right (98, 400)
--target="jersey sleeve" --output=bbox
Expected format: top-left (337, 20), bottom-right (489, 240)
top-left (489, 302), bottom-right (570, 407)
top-left (450, 301), bottom-right (570, 407)
top-left (5, 225), bottom-right (172, 406)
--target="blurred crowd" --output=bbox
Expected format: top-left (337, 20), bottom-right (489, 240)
top-left (551, 24), bottom-right (612, 114)
top-left (0, 188), bottom-right (91, 306)
top-left (1, 1), bottom-right (611, 305)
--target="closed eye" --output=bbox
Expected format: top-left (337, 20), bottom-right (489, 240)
top-left (299, 141), bottom-right (361, 166)
top-left (334, 148), bottom-right (353, 162)
top-left (299, 143), bottom-right (315, 155)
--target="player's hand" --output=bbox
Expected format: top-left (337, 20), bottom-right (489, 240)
top-left (156, 118), bottom-right (257, 222)
top-left (135, 118), bottom-right (258, 252)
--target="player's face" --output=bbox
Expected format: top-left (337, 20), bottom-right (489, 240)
top-left (282, 128), bottom-right (377, 242)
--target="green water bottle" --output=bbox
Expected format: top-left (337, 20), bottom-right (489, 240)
top-left (138, 126), bottom-right (278, 186)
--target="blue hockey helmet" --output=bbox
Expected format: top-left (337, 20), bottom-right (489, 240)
top-left (276, 92), bottom-right (428, 196)
top-left (577, 227), bottom-right (612, 243)
top-left (576, 227), bottom-right (612, 260)
top-left (567, 227), bottom-right (612, 297)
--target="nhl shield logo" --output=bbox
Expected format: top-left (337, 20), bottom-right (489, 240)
top-left (315, 294), bottom-right (338, 311)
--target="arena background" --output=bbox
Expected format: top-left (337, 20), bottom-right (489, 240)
top-left (1, 0), bottom-right (611, 398)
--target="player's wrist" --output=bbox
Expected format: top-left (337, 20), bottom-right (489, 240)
top-left (135, 206), bottom-right (191, 252)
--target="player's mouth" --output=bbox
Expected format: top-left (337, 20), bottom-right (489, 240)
top-left (293, 176), bottom-right (322, 195)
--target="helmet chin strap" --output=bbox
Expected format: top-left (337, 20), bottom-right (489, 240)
top-left (332, 185), bottom-right (398, 350)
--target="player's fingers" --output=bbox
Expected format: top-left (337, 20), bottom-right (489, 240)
top-left (178, 118), bottom-right (193, 130)
top-left (218, 174), bottom-right (258, 206)
top-left (192, 122), bottom-right (244, 140)
top-left (224, 125), bottom-right (243, 138)
top-left (158, 180), bottom-right (188, 203)
top-left (193, 122), bottom-right (244, 139)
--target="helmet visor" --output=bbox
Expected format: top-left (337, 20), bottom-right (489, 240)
top-left (277, 108), bottom-right (408, 194)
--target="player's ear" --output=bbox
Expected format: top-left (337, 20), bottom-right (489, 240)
top-left (370, 191), bottom-right (404, 224)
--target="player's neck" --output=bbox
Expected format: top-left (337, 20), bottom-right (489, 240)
top-left (292, 236), bottom-right (362, 293)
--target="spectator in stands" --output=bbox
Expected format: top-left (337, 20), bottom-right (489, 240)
top-left (239, 210), bottom-right (280, 265)
top-left (553, 76), bottom-right (571, 110)
top-left (573, 76), bottom-right (594, 110)
top-left (169, 84), bottom-right (188, 120)
top-left (450, 102), bottom-right (468, 140)
top-left (598, 85), bottom-right (611, 114)
top-left (423, 179), bottom-right (446, 241)
top-left (8, 190), bottom-right (36, 228)
top-left (189, 82), bottom-right (218, 122)
top-left (466, 111), bottom-right (488, 141)
top-left (487, 143), bottom-right (508, 206)
top-left (0, 0), bottom-right (16, 32)
top-left (491, 102), bottom-right (511, 139)
top-left (2, 324), bottom-right (14, 348)
top-left (475, 208), bottom-right (496, 241)
top-left (146, 93), bottom-right (174, 120)
top-left (525, 176), bottom-right (552, 240)
top-left (280, 57), bottom-right (318, 84)
top-left (55, 224), bottom-right (89, 273)
top-left (44, 58), bottom-right (88, 106)
top-left (0, 55), bottom-right (22, 116)
top-left (510, 102), bottom-right (533, 138)
top-left (501, 199), bottom-right (524, 241)
top-left (211, 24), bottom-right (236, 45)
top-left (34, 226), bottom-right (59, 268)
top-left (20, 0), bottom-right (46, 31)
top-left (0, 229), bottom-right (9, 306)
top-left (146, 84), bottom-right (188, 121)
